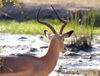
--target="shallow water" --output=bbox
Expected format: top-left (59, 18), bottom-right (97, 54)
top-left (0, 33), bottom-right (100, 75)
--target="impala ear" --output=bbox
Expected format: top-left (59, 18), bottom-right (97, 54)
top-left (59, 30), bottom-right (74, 39)
top-left (44, 30), bottom-right (51, 39)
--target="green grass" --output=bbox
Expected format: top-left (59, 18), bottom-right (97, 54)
top-left (0, 19), bottom-right (63, 34)
top-left (0, 18), bottom-right (100, 35)
top-left (0, 9), bottom-right (100, 36)
top-left (0, 19), bottom-right (69, 34)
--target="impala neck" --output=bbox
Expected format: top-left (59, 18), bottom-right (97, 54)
top-left (40, 38), bottom-right (60, 75)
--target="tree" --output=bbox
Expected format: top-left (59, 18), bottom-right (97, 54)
top-left (0, 0), bottom-right (21, 8)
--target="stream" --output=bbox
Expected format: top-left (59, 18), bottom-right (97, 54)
top-left (0, 33), bottom-right (100, 76)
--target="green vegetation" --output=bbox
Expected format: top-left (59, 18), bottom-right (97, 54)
top-left (0, 0), bottom-right (21, 8)
top-left (0, 19), bottom-right (64, 34)
top-left (0, 7), bottom-right (100, 48)
top-left (0, 9), bottom-right (99, 46)
top-left (0, 18), bottom-right (99, 35)
top-left (0, 19), bottom-right (95, 34)
top-left (0, 10), bottom-right (100, 35)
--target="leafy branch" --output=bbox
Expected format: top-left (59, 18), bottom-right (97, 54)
top-left (0, 0), bottom-right (21, 8)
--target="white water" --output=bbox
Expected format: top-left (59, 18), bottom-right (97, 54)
top-left (0, 33), bottom-right (100, 71)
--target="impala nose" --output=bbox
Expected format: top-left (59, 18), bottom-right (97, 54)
top-left (62, 47), bottom-right (67, 53)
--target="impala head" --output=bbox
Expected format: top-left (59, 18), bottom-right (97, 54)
top-left (37, 5), bottom-right (74, 53)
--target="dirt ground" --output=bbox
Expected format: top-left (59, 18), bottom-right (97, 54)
top-left (0, 1), bottom-right (100, 21)
top-left (15, 0), bottom-right (100, 5)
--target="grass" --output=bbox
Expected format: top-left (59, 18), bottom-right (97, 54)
top-left (0, 0), bottom-right (100, 36)
top-left (65, 70), bottom-right (100, 76)
top-left (0, 7), bottom-right (100, 46)
top-left (57, 67), bottom-right (100, 76)
top-left (0, 19), bottom-right (63, 34)
top-left (0, 17), bottom-right (100, 35)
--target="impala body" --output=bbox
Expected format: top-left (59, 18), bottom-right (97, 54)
top-left (0, 5), bottom-right (73, 76)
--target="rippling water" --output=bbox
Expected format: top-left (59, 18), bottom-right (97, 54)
top-left (0, 33), bottom-right (100, 72)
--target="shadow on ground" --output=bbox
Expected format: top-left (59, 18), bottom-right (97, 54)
top-left (0, 2), bottom-right (97, 21)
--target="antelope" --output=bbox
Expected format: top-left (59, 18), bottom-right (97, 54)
top-left (0, 5), bottom-right (74, 76)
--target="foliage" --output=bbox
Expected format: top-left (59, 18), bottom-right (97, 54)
top-left (0, 0), bottom-right (21, 8)
top-left (0, 17), bottom-right (100, 35)
top-left (69, 9), bottom-right (100, 45)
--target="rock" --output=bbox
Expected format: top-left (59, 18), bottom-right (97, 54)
top-left (21, 48), bottom-right (25, 50)
top-left (2, 45), bottom-right (7, 48)
top-left (39, 36), bottom-right (44, 39)
top-left (18, 37), bottom-right (28, 39)
top-left (10, 53), bottom-right (21, 55)
top-left (70, 48), bottom-right (80, 53)
top-left (79, 60), bottom-right (83, 62)
top-left (66, 53), bottom-right (80, 56)
top-left (29, 48), bottom-right (37, 52)
top-left (83, 56), bottom-right (93, 59)
top-left (26, 51), bottom-right (36, 56)
top-left (10, 53), bottom-right (15, 55)
top-left (17, 37), bottom-right (28, 41)
top-left (67, 44), bottom-right (77, 48)
top-left (39, 36), bottom-right (44, 40)
top-left (89, 59), bottom-right (92, 61)
top-left (66, 41), bottom-right (92, 52)
top-left (40, 46), bottom-right (48, 48)
top-left (89, 56), bottom-right (93, 59)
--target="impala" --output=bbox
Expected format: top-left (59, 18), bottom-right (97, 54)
top-left (0, 5), bottom-right (74, 76)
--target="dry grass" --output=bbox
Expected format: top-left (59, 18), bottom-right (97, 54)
top-left (67, 70), bottom-right (100, 76)
top-left (15, 0), bottom-right (100, 5)
top-left (78, 70), bottom-right (100, 76)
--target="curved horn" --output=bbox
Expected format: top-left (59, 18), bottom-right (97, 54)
top-left (51, 5), bottom-right (67, 34)
top-left (37, 6), bottom-right (57, 34)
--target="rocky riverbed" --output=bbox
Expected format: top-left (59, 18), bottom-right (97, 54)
top-left (0, 33), bottom-right (100, 76)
